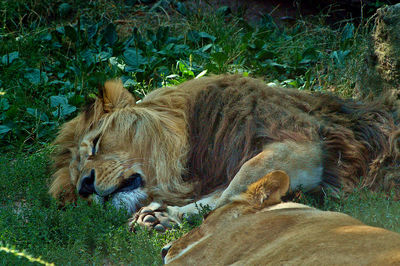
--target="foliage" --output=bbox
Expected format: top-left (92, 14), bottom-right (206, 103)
top-left (0, 0), bottom-right (370, 151)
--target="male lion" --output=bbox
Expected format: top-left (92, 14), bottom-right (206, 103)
top-left (50, 75), bottom-right (400, 230)
top-left (162, 171), bottom-right (400, 265)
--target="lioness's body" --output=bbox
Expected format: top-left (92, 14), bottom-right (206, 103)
top-left (51, 75), bottom-right (399, 219)
top-left (164, 172), bottom-right (400, 265)
top-left (166, 203), bottom-right (400, 265)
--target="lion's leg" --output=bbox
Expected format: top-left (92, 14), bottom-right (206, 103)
top-left (166, 190), bottom-right (222, 219)
top-left (215, 140), bottom-right (323, 208)
top-left (132, 140), bottom-right (323, 232)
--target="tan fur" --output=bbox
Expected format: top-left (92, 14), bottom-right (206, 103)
top-left (164, 171), bottom-right (400, 265)
top-left (50, 75), bottom-right (400, 210)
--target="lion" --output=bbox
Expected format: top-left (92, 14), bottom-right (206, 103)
top-left (162, 171), bottom-right (400, 265)
top-left (50, 74), bottom-right (400, 230)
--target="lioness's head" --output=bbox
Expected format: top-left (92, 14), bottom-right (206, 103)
top-left (162, 170), bottom-right (290, 264)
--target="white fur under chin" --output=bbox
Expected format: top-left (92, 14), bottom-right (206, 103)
top-left (92, 189), bottom-right (148, 214)
top-left (111, 188), bottom-right (148, 214)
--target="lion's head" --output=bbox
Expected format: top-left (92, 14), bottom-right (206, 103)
top-left (50, 80), bottom-right (193, 213)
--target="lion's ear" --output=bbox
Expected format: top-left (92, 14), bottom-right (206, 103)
top-left (99, 79), bottom-right (136, 112)
top-left (245, 170), bottom-right (290, 208)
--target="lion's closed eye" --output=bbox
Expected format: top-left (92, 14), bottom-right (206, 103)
top-left (91, 136), bottom-right (100, 155)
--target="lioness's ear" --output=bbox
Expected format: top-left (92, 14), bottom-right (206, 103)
top-left (245, 170), bottom-right (290, 208)
top-left (99, 79), bottom-right (136, 112)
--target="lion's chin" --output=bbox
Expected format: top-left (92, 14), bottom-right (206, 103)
top-left (92, 188), bottom-right (148, 215)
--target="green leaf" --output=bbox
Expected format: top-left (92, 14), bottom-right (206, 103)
top-left (261, 60), bottom-right (288, 70)
top-left (0, 125), bottom-right (11, 135)
top-left (211, 52), bottom-right (228, 66)
top-left (1, 52), bottom-right (19, 65)
top-left (201, 44), bottom-right (213, 52)
top-left (26, 108), bottom-right (49, 122)
top-left (177, 61), bottom-right (194, 77)
top-left (58, 3), bottom-right (72, 17)
top-left (56, 26), bottom-right (65, 34)
top-left (216, 6), bottom-right (230, 16)
top-left (98, 50), bottom-right (112, 61)
top-left (104, 23), bottom-right (118, 46)
top-left (197, 32), bottom-right (216, 42)
top-left (300, 69), bottom-right (312, 90)
top-left (50, 95), bottom-right (76, 118)
top-left (50, 95), bottom-right (68, 108)
top-left (282, 79), bottom-right (299, 88)
top-left (40, 33), bottom-right (52, 41)
top-left (176, 2), bottom-right (188, 15)
top-left (87, 23), bottom-right (99, 40)
top-left (81, 49), bottom-right (95, 66)
top-left (123, 48), bottom-right (146, 71)
top-left (187, 31), bottom-right (216, 43)
top-left (24, 69), bottom-right (48, 85)
top-left (341, 23), bottom-right (355, 42)
top-left (330, 50), bottom-right (350, 65)
top-left (52, 105), bottom-right (76, 118)
top-left (0, 98), bottom-right (9, 111)
top-left (123, 79), bottom-right (138, 87)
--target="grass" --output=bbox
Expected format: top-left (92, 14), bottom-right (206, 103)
top-left (296, 189), bottom-right (400, 233)
top-left (0, 149), bottom-right (195, 265)
top-left (1, 151), bottom-right (399, 265)
top-left (0, 0), bottom-right (398, 264)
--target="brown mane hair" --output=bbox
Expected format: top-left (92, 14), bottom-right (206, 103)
top-left (182, 75), bottom-right (400, 197)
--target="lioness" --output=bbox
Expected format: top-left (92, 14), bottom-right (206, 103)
top-left (50, 75), bottom-right (400, 230)
top-left (162, 171), bottom-right (400, 265)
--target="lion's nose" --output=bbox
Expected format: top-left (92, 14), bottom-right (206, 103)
top-left (78, 169), bottom-right (95, 197)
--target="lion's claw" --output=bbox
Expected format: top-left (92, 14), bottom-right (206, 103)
top-left (129, 202), bottom-right (179, 233)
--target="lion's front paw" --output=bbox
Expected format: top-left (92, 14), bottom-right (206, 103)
top-left (129, 202), bottom-right (180, 233)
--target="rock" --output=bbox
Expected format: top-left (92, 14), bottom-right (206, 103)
top-left (357, 4), bottom-right (400, 97)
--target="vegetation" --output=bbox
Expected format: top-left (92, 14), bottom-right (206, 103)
top-left (0, 0), bottom-right (398, 265)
